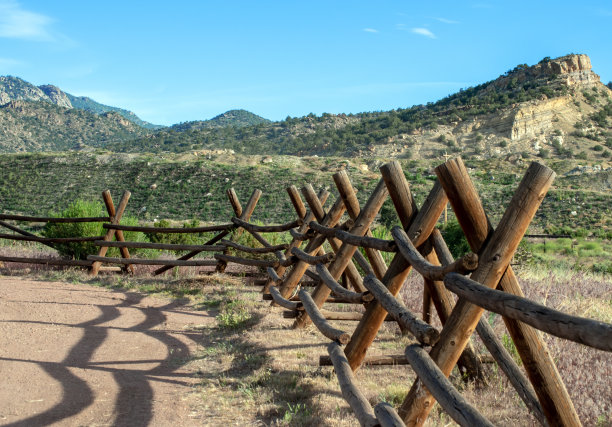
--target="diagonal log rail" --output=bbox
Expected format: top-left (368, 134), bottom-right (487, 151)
top-left (444, 272), bottom-right (612, 351)
top-left (294, 177), bottom-right (389, 328)
top-left (315, 264), bottom-right (374, 303)
top-left (290, 247), bottom-right (334, 265)
top-left (431, 227), bottom-right (546, 424)
top-left (269, 286), bottom-right (301, 310)
top-left (301, 184), bottom-right (368, 293)
top-left (427, 157), bottom-right (581, 427)
top-left (398, 160), bottom-right (571, 426)
top-left (362, 274), bottom-right (439, 345)
top-left (299, 290), bottom-right (351, 345)
top-left (390, 226), bottom-right (478, 280)
top-left (264, 187), bottom-right (330, 293)
top-left (155, 188), bottom-right (261, 275)
top-left (327, 342), bottom-right (379, 427)
top-left (404, 344), bottom-right (495, 427)
top-left (90, 190), bottom-right (132, 276)
top-left (344, 164), bottom-right (448, 370)
top-left (308, 221), bottom-right (397, 252)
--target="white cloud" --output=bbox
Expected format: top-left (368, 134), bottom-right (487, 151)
top-left (363, 28), bottom-right (378, 33)
top-left (0, 0), bottom-right (54, 41)
top-left (411, 28), bottom-right (436, 39)
top-left (435, 17), bottom-right (459, 24)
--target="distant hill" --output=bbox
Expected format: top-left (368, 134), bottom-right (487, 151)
top-left (171, 109), bottom-right (270, 131)
top-left (111, 54), bottom-right (612, 164)
top-left (0, 75), bottom-right (162, 130)
top-left (65, 93), bottom-right (164, 130)
top-left (0, 100), bottom-right (149, 152)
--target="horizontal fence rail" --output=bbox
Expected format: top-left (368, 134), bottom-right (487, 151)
top-left (2, 157), bottom-right (610, 427)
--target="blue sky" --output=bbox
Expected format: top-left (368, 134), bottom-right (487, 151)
top-left (0, 0), bottom-right (610, 126)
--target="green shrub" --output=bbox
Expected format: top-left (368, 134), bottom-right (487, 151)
top-left (43, 199), bottom-right (146, 260)
top-left (43, 200), bottom-right (105, 260)
top-left (439, 220), bottom-right (470, 258)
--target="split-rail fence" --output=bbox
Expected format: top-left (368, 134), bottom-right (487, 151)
top-left (1, 157), bottom-right (611, 427)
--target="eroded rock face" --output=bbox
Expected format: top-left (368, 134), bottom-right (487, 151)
top-left (535, 54), bottom-right (600, 86)
top-left (510, 96), bottom-right (573, 140)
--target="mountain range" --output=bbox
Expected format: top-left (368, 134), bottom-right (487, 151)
top-left (0, 54), bottom-right (611, 163)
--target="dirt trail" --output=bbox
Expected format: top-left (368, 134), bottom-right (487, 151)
top-left (0, 276), bottom-right (212, 426)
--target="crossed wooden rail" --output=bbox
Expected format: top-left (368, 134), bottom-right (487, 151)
top-left (212, 158), bottom-right (611, 427)
top-left (2, 157), bottom-right (611, 427)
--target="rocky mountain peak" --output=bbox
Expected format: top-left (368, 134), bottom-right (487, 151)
top-left (38, 84), bottom-right (72, 108)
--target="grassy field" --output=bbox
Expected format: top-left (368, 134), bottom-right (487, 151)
top-left (0, 255), bottom-right (609, 426)
top-left (0, 152), bottom-right (610, 236)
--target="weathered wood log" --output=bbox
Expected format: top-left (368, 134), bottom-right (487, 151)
top-left (445, 272), bottom-right (612, 351)
top-left (290, 247), bottom-right (334, 265)
top-left (299, 290), bottom-right (351, 344)
top-left (295, 178), bottom-right (388, 328)
top-left (0, 214), bottom-right (110, 223)
top-left (362, 274), bottom-right (439, 345)
top-left (263, 294), bottom-right (365, 304)
top-left (101, 190), bottom-right (134, 274)
top-left (316, 264), bottom-right (374, 303)
top-left (302, 184), bottom-right (367, 293)
top-left (285, 310), bottom-right (395, 321)
top-left (308, 221), bottom-right (397, 252)
top-left (320, 354), bottom-right (409, 366)
top-left (93, 240), bottom-right (224, 251)
top-left (0, 221), bottom-right (55, 250)
top-left (399, 160), bottom-right (569, 427)
top-left (0, 256), bottom-right (93, 267)
top-left (221, 239), bottom-right (288, 254)
top-left (391, 227), bottom-right (478, 280)
top-left (0, 234), bottom-right (105, 243)
top-left (226, 188), bottom-right (243, 217)
top-left (277, 192), bottom-right (346, 298)
top-left (270, 286), bottom-right (301, 310)
top-left (474, 310), bottom-right (547, 425)
top-left (375, 402), bottom-right (406, 427)
top-left (327, 342), bottom-right (378, 427)
top-left (103, 223), bottom-right (233, 233)
top-left (231, 217), bottom-right (302, 233)
top-left (90, 191), bottom-right (131, 276)
top-left (88, 255), bottom-right (217, 266)
top-left (155, 188), bottom-right (261, 275)
top-left (214, 253), bottom-right (279, 268)
top-left (266, 266), bottom-right (282, 283)
top-left (431, 157), bottom-right (579, 427)
top-left (345, 162), bottom-right (448, 371)
top-left (404, 344), bottom-right (495, 427)
top-left (419, 238), bottom-right (487, 384)
top-left (288, 228), bottom-right (310, 241)
top-left (265, 187), bottom-right (330, 295)
top-left (334, 170), bottom-right (389, 281)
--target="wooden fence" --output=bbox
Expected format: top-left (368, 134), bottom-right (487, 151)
top-left (1, 156), bottom-right (611, 426)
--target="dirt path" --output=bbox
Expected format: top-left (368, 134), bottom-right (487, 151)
top-left (0, 276), bottom-right (212, 426)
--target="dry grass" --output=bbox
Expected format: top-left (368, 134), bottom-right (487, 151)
top-left (0, 249), bottom-right (610, 426)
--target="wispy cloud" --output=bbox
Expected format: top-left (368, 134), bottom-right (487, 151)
top-left (435, 17), bottom-right (459, 24)
top-left (0, 0), bottom-right (55, 41)
top-left (411, 27), bottom-right (436, 39)
top-left (363, 28), bottom-right (378, 33)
